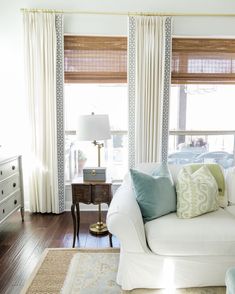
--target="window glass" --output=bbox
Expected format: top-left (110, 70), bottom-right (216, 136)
top-left (65, 83), bottom-right (128, 181)
top-left (169, 84), bottom-right (235, 168)
top-left (170, 85), bottom-right (235, 131)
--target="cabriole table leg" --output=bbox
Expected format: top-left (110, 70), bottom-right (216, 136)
top-left (71, 204), bottom-right (76, 247)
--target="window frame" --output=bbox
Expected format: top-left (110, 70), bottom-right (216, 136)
top-left (64, 35), bottom-right (128, 182)
top-left (169, 37), bottom-right (235, 166)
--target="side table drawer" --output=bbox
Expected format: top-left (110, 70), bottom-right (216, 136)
top-left (72, 184), bottom-right (92, 203)
top-left (91, 185), bottom-right (111, 204)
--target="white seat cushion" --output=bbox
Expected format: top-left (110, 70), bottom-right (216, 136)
top-left (145, 208), bottom-right (235, 256)
top-left (225, 205), bottom-right (235, 217)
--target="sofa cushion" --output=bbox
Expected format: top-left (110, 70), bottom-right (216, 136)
top-left (225, 205), bottom-right (235, 217)
top-left (135, 162), bottom-right (181, 184)
top-left (145, 208), bottom-right (235, 256)
top-left (130, 166), bottom-right (176, 222)
top-left (176, 165), bottom-right (219, 218)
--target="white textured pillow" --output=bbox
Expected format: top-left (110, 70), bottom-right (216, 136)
top-left (226, 167), bottom-right (235, 205)
top-left (176, 165), bottom-right (219, 219)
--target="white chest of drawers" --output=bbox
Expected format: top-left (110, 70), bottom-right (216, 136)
top-left (0, 155), bottom-right (24, 224)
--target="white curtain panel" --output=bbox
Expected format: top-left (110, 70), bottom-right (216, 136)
top-left (128, 16), bottom-right (172, 166)
top-left (23, 12), bottom-right (63, 213)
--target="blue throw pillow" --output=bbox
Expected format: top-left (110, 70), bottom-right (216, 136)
top-left (130, 165), bottom-right (176, 222)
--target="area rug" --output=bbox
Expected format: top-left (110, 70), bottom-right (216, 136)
top-left (21, 248), bottom-right (226, 294)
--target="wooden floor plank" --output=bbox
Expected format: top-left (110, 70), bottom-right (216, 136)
top-left (0, 210), bottom-right (120, 294)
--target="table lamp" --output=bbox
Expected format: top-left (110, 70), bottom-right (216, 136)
top-left (77, 113), bottom-right (111, 167)
top-left (77, 112), bottom-right (111, 235)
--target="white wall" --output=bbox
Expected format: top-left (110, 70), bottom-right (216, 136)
top-left (1, 0), bottom-right (235, 210)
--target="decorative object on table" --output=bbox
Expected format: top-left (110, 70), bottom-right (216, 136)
top-left (77, 112), bottom-right (111, 236)
top-left (77, 149), bottom-right (87, 176)
top-left (83, 167), bottom-right (106, 182)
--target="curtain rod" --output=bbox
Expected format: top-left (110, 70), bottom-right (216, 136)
top-left (20, 8), bottom-right (235, 17)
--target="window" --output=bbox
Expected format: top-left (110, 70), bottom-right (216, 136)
top-left (169, 38), bottom-right (235, 168)
top-left (64, 36), bottom-right (128, 182)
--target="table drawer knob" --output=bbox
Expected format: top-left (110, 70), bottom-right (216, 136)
top-left (12, 165), bottom-right (15, 170)
top-left (0, 171), bottom-right (2, 176)
top-left (14, 199), bottom-right (17, 205)
top-left (13, 183), bottom-right (16, 188)
top-left (2, 209), bottom-right (5, 214)
top-left (1, 190), bottom-right (3, 195)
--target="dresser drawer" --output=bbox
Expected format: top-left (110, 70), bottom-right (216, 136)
top-left (0, 198), bottom-right (12, 221)
top-left (0, 159), bottom-right (19, 180)
top-left (0, 156), bottom-right (24, 226)
top-left (91, 185), bottom-right (111, 204)
top-left (0, 191), bottom-right (21, 222)
top-left (12, 191), bottom-right (21, 210)
top-left (72, 184), bottom-right (92, 203)
top-left (0, 174), bottom-right (20, 202)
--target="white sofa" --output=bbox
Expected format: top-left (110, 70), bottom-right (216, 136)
top-left (107, 163), bottom-right (235, 290)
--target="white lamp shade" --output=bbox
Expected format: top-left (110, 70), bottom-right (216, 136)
top-left (77, 114), bottom-right (111, 141)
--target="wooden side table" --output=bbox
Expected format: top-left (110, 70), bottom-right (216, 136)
top-left (71, 177), bottom-right (113, 248)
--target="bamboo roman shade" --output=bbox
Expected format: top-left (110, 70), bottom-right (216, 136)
top-left (64, 35), bottom-right (127, 83)
top-left (172, 38), bottom-right (235, 84)
top-left (64, 36), bottom-right (235, 84)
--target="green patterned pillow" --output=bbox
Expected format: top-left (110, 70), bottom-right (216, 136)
top-left (176, 165), bottom-right (219, 219)
top-left (188, 163), bottom-right (226, 207)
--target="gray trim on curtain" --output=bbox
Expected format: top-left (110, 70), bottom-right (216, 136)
top-left (128, 17), bottom-right (136, 169)
top-left (161, 17), bottom-right (172, 163)
top-left (55, 14), bottom-right (65, 213)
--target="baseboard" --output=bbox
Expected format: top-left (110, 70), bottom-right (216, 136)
top-left (23, 201), bottom-right (108, 212)
top-left (65, 201), bottom-right (108, 211)
top-left (24, 200), bottom-right (30, 211)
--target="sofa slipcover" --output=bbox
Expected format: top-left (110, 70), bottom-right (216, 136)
top-left (145, 208), bottom-right (235, 256)
top-left (107, 163), bottom-right (235, 290)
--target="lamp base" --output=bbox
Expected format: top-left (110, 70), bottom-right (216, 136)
top-left (89, 222), bottom-right (108, 235)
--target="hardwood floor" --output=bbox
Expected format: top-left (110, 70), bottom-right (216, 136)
top-left (0, 210), bottom-right (119, 294)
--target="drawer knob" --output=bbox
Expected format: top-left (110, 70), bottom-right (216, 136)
top-left (12, 166), bottom-right (15, 170)
top-left (1, 190), bottom-right (3, 195)
top-left (13, 183), bottom-right (16, 188)
top-left (14, 199), bottom-right (17, 205)
top-left (2, 209), bottom-right (5, 214)
top-left (0, 171), bottom-right (2, 176)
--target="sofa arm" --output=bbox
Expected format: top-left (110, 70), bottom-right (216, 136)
top-left (107, 183), bottom-right (149, 253)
